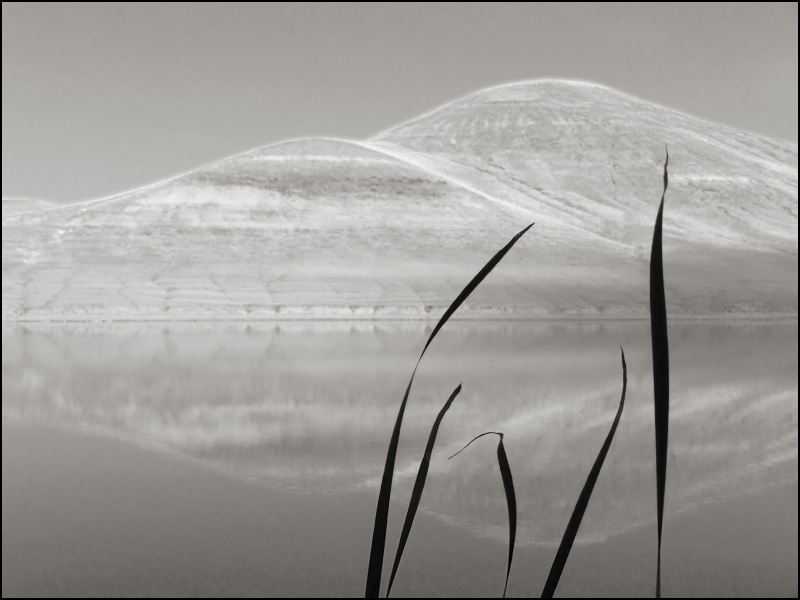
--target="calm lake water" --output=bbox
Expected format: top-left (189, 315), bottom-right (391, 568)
top-left (2, 320), bottom-right (798, 597)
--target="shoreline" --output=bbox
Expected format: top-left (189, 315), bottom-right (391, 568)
top-left (3, 312), bottom-right (798, 324)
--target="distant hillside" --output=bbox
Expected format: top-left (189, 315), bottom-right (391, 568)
top-left (2, 80), bottom-right (797, 320)
top-left (2, 197), bottom-right (56, 217)
top-left (376, 80), bottom-right (797, 254)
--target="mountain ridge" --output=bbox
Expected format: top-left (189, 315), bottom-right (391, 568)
top-left (2, 197), bottom-right (58, 217)
top-left (373, 79), bottom-right (800, 147)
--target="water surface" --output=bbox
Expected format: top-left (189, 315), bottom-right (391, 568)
top-left (2, 321), bottom-right (798, 597)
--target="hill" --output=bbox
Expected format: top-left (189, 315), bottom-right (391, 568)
top-left (2, 80), bottom-right (797, 320)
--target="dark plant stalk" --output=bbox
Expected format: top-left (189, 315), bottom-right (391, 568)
top-left (364, 223), bottom-right (534, 598)
top-left (386, 383), bottom-right (462, 597)
top-left (449, 431), bottom-right (517, 598)
top-left (541, 347), bottom-right (628, 598)
top-left (650, 147), bottom-right (670, 598)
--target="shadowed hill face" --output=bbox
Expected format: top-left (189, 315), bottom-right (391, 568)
top-left (2, 80), bottom-right (798, 320)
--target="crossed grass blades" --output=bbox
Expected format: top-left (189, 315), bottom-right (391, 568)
top-left (364, 222), bottom-right (534, 598)
top-left (365, 149), bottom-right (670, 597)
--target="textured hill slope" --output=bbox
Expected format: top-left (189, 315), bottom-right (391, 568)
top-left (3, 80), bottom-right (797, 320)
top-left (376, 80), bottom-right (796, 252)
top-left (2, 139), bottom-right (533, 319)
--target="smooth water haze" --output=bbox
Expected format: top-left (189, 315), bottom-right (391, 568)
top-left (2, 320), bottom-right (798, 597)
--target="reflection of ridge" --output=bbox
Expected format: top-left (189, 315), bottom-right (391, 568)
top-left (422, 471), bottom-right (799, 548)
top-left (2, 321), bottom-right (797, 544)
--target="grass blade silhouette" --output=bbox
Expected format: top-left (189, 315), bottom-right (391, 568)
top-left (386, 383), bottom-right (462, 597)
top-left (364, 223), bottom-right (534, 597)
top-left (449, 432), bottom-right (517, 598)
top-left (541, 347), bottom-right (628, 598)
top-left (651, 147), bottom-right (670, 598)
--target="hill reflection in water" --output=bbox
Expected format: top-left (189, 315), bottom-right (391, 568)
top-left (2, 320), bottom-right (797, 546)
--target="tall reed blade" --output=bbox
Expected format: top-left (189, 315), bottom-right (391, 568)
top-left (496, 437), bottom-right (517, 598)
top-left (386, 383), bottom-right (462, 597)
top-left (650, 147), bottom-right (670, 598)
top-left (541, 347), bottom-right (628, 598)
top-left (365, 223), bottom-right (534, 597)
top-left (449, 431), bottom-right (517, 598)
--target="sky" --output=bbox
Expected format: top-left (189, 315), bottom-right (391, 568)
top-left (2, 2), bottom-right (797, 203)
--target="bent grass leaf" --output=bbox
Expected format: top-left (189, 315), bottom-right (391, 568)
top-left (650, 147), bottom-right (670, 598)
top-left (449, 432), bottom-right (517, 598)
top-left (365, 223), bottom-right (534, 597)
top-left (386, 384), bottom-right (462, 597)
top-left (541, 347), bottom-right (628, 598)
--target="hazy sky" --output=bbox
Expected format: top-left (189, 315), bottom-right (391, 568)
top-left (2, 2), bottom-right (797, 202)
